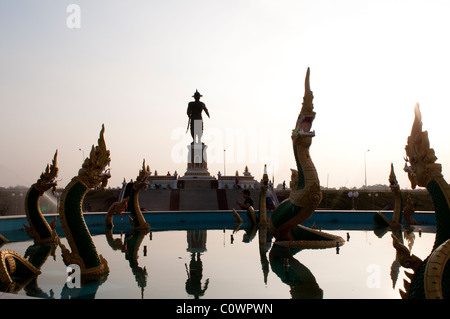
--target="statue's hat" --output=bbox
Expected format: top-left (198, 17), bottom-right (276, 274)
top-left (192, 90), bottom-right (202, 98)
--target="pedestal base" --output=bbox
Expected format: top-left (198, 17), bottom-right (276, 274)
top-left (180, 142), bottom-right (216, 188)
top-left (180, 169), bottom-right (214, 179)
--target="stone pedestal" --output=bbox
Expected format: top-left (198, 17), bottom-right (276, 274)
top-left (179, 143), bottom-right (215, 188)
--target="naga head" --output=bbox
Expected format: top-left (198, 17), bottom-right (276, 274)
top-left (77, 124), bottom-right (111, 191)
top-left (388, 163), bottom-right (400, 192)
top-left (134, 159), bottom-right (150, 191)
top-left (403, 103), bottom-right (441, 189)
top-left (35, 150), bottom-right (59, 195)
top-left (292, 67), bottom-right (316, 147)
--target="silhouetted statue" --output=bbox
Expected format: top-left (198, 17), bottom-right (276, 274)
top-left (187, 90), bottom-right (210, 144)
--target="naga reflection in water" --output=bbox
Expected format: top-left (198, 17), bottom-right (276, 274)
top-left (0, 223), bottom-right (436, 299)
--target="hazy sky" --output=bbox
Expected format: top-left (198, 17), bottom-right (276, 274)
top-left (1, 0), bottom-right (450, 190)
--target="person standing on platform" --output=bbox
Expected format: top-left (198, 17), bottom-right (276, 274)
top-left (236, 189), bottom-right (254, 209)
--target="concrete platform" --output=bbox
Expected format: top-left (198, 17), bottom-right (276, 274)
top-left (139, 188), bottom-right (261, 211)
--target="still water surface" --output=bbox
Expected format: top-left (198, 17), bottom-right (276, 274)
top-left (1, 226), bottom-right (436, 299)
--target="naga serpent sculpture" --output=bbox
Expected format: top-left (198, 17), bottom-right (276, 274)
top-left (24, 150), bottom-right (59, 244)
top-left (0, 249), bottom-right (41, 293)
top-left (1, 155), bottom-right (58, 293)
top-left (125, 160), bottom-right (151, 231)
top-left (105, 197), bottom-right (128, 230)
top-left (58, 124), bottom-right (110, 279)
top-left (268, 68), bottom-right (344, 248)
top-left (392, 103), bottom-right (450, 299)
top-left (373, 163), bottom-right (404, 229)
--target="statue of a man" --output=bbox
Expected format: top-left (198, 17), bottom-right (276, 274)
top-left (187, 90), bottom-right (210, 143)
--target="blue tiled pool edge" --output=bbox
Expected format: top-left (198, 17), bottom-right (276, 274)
top-left (0, 210), bottom-right (436, 242)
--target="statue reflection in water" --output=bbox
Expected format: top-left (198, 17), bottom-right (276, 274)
top-left (185, 230), bottom-right (209, 299)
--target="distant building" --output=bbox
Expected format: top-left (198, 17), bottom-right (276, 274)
top-left (148, 170), bottom-right (178, 189)
top-left (217, 166), bottom-right (257, 189)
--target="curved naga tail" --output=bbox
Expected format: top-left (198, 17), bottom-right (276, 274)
top-left (58, 124), bottom-right (110, 279)
top-left (393, 103), bottom-right (450, 299)
top-left (24, 150), bottom-right (59, 244)
top-left (268, 68), bottom-right (344, 248)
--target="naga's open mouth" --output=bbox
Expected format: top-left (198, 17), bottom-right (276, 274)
top-left (45, 176), bottom-right (58, 185)
top-left (299, 114), bottom-right (315, 137)
top-left (98, 167), bottom-right (111, 178)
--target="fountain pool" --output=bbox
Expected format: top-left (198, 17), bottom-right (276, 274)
top-left (0, 216), bottom-right (436, 299)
